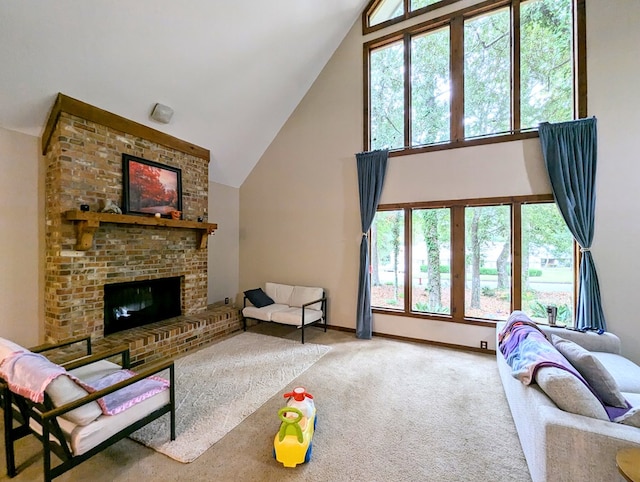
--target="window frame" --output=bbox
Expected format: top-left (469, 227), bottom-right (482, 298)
top-left (363, 0), bottom-right (587, 156)
top-left (371, 195), bottom-right (578, 327)
top-left (362, 0), bottom-right (465, 35)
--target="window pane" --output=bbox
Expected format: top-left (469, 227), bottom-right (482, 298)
top-left (411, 0), bottom-right (442, 11)
top-left (370, 0), bottom-right (404, 27)
top-left (371, 210), bottom-right (405, 309)
top-left (412, 208), bottom-right (451, 314)
top-left (521, 203), bottom-right (574, 325)
top-left (371, 41), bottom-right (405, 150)
top-left (464, 8), bottom-right (511, 138)
top-left (411, 27), bottom-right (451, 146)
top-left (465, 205), bottom-right (511, 320)
top-left (521, 0), bottom-right (573, 129)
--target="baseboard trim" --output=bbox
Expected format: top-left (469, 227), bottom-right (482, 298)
top-left (326, 324), bottom-right (496, 355)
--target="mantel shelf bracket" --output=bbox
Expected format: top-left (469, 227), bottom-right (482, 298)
top-left (65, 210), bottom-right (217, 251)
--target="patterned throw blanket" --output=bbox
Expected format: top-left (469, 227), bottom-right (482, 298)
top-left (498, 311), bottom-right (585, 385)
top-left (499, 311), bottom-right (630, 421)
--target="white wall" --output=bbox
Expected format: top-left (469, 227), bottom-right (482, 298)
top-left (241, 0), bottom-right (640, 362)
top-left (588, 0), bottom-right (640, 363)
top-left (207, 181), bottom-right (240, 305)
top-left (0, 127), bottom-right (42, 346)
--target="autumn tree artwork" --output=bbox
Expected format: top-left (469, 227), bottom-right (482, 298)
top-left (122, 154), bottom-right (182, 216)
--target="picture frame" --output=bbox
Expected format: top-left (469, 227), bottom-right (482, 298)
top-left (122, 154), bottom-right (182, 217)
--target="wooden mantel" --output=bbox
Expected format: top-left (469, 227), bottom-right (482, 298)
top-left (65, 210), bottom-right (217, 251)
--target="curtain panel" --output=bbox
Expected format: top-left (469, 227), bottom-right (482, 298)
top-left (355, 150), bottom-right (389, 339)
top-left (538, 117), bottom-right (606, 331)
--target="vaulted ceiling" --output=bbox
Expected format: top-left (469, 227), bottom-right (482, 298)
top-left (0, 1), bottom-right (367, 187)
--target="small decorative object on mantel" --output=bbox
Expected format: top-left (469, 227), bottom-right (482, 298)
top-left (100, 199), bottom-right (122, 214)
top-left (170, 210), bottom-right (181, 220)
top-left (80, 204), bottom-right (90, 212)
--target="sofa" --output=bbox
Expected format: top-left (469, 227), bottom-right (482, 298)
top-left (242, 282), bottom-right (327, 343)
top-left (0, 336), bottom-right (175, 481)
top-left (496, 316), bottom-right (640, 482)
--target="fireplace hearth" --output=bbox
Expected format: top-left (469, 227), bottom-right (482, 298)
top-left (104, 277), bottom-right (182, 335)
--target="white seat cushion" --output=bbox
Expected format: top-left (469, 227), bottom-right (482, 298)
top-left (242, 304), bottom-right (289, 322)
top-left (68, 359), bottom-right (123, 383)
top-left (32, 389), bottom-right (170, 456)
top-left (271, 308), bottom-right (323, 326)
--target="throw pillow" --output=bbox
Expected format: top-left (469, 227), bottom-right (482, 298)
top-left (535, 366), bottom-right (609, 420)
top-left (551, 334), bottom-right (627, 408)
top-left (614, 406), bottom-right (640, 428)
top-left (244, 288), bottom-right (275, 308)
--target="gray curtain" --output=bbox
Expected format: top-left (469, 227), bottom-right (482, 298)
top-left (355, 150), bottom-right (389, 339)
top-left (538, 117), bottom-right (606, 331)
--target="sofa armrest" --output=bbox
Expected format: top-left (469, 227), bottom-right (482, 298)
top-left (43, 359), bottom-right (174, 419)
top-left (30, 336), bottom-right (92, 357)
top-left (60, 345), bottom-right (131, 371)
top-left (539, 325), bottom-right (621, 354)
top-left (301, 296), bottom-right (326, 311)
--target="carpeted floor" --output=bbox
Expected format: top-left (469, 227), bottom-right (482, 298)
top-left (0, 324), bottom-right (531, 482)
top-left (131, 332), bottom-right (331, 462)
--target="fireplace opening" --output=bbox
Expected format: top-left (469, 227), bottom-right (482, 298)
top-left (104, 277), bottom-right (182, 335)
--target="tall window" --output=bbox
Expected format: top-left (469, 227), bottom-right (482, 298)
top-left (371, 197), bottom-right (576, 326)
top-left (366, 0), bottom-right (584, 153)
top-left (364, 0), bottom-right (464, 32)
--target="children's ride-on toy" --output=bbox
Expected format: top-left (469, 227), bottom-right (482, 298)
top-left (273, 387), bottom-right (316, 467)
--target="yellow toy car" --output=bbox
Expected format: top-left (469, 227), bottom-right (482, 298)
top-left (273, 405), bottom-right (316, 467)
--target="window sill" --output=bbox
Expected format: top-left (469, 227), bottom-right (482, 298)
top-left (372, 308), bottom-right (498, 328)
top-left (384, 130), bottom-right (539, 158)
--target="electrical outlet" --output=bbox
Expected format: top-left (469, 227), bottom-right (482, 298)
top-left (480, 341), bottom-right (488, 350)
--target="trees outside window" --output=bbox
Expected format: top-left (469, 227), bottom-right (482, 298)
top-left (365, 0), bottom-right (583, 153)
top-left (371, 197), bottom-right (575, 325)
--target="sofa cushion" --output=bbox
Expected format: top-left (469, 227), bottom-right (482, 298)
top-left (551, 334), bottom-right (627, 408)
top-left (45, 375), bottom-right (103, 426)
top-left (289, 286), bottom-right (323, 310)
top-left (271, 307), bottom-right (323, 326)
top-left (535, 366), bottom-right (609, 420)
top-left (591, 352), bottom-right (640, 393)
top-left (265, 283), bottom-right (295, 305)
top-left (243, 288), bottom-right (274, 308)
top-left (242, 304), bottom-right (289, 322)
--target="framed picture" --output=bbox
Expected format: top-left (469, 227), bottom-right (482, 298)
top-left (122, 154), bottom-right (182, 217)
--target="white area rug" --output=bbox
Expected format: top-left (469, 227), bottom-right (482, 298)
top-left (130, 332), bottom-right (331, 463)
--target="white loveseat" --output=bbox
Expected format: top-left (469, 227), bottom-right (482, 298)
top-left (496, 320), bottom-right (640, 482)
top-left (242, 282), bottom-right (327, 343)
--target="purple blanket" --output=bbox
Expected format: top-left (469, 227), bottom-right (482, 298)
top-left (80, 369), bottom-right (169, 416)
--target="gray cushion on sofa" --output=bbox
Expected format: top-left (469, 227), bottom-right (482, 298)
top-left (592, 351), bottom-right (640, 393)
top-left (535, 366), bottom-right (609, 420)
top-left (551, 334), bottom-right (627, 408)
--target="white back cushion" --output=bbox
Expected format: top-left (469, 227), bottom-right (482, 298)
top-left (289, 286), bottom-right (323, 310)
top-left (45, 375), bottom-right (103, 426)
top-left (265, 283), bottom-right (294, 305)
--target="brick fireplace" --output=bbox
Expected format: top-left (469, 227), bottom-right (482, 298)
top-left (42, 94), bottom-right (240, 363)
